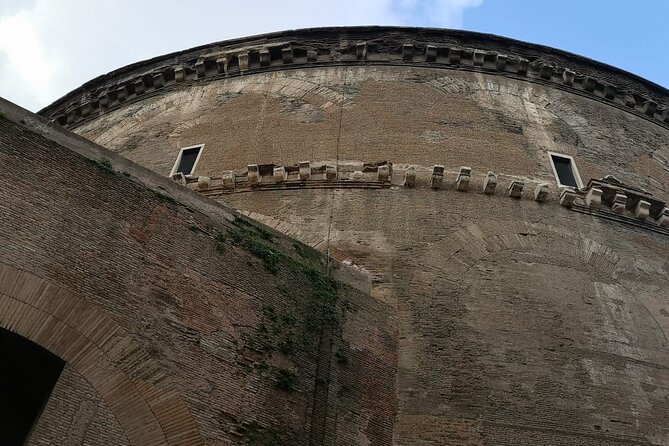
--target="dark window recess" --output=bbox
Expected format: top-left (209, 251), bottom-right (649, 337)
top-left (177, 147), bottom-right (201, 175)
top-left (0, 327), bottom-right (64, 445)
top-left (551, 155), bottom-right (578, 187)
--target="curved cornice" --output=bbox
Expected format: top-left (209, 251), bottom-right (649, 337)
top-left (38, 26), bottom-right (669, 130)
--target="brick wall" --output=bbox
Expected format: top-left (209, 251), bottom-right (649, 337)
top-left (0, 109), bottom-right (397, 445)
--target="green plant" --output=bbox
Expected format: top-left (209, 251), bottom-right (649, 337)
top-left (215, 232), bottom-right (226, 253)
top-left (248, 239), bottom-right (280, 274)
top-left (93, 157), bottom-right (114, 174)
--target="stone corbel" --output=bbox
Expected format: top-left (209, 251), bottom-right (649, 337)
top-left (222, 171), bottom-right (235, 189)
top-left (325, 165), bottom-right (337, 181)
top-left (611, 193), bottom-right (627, 214)
top-left (197, 176), bottom-right (211, 190)
top-left (378, 165), bottom-right (390, 182)
top-left (635, 200), bottom-right (651, 220)
top-left (534, 183), bottom-right (549, 202)
top-left (405, 166), bottom-right (417, 188)
top-left (425, 45), bottom-right (437, 62)
top-left (657, 207), bottom-right (669, 227)
top-left (559, 187), bottom-right (577, 208)
top-left (430, 165), bottom-right (444, 189)
top-left (356, 42), bottom-right (367, 60)
top-left (273, 166), bottom-right (287, 183)
top-left (299, 161), bottom-right (311, 181)
top-left (483, 171), bottom-right (497, 194)
top-left (247, 164), bottom-right (260, 184)
top-left (456, 166), bottom-right (471, 191)
top-left (585, 187), bottom-right (602, 208)
top-left (508, 180), bottom-right (524, 198)
top-left (259, 49), bottom-right (270, 66)
top-left (282, 47), bottom-right (293, 64)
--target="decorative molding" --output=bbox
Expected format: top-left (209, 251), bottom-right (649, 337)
top-left (38, 27), bottom-right (669, 131)
top-left (180, 161), bottom-right (669, 235)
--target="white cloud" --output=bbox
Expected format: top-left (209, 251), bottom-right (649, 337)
top-left (0, 0), bottom-right (484, 111)
top-left (388, 0), bottom-right (483, 27)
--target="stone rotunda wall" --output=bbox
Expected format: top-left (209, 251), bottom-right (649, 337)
top-left (30, 27), bottom-right (669, 445)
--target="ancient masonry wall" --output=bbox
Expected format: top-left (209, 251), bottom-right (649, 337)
top-left (19, 26), bottom-right (669, 445)
top-left (0, 103), bottom-right (396, 446)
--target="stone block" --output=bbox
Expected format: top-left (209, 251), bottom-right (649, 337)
top-left (495, 54), bottom-right (507, 71)
top-left (585, 187), bottom-right (602, 208)
top-left (307, 50), bottom-right (318, 61)
top-left (171, 172), bottom-right (187, 186)
top-left (539, 63), bottom-right (553, 79)
top-left (562, 69), bottom-right (575, 85)
top-left (483, 171), bottom-right (497, 194)
top-left (134, 79), bottom-right (145, 95)
top-left (456, 166), bottom-right (471, 191)
top-left (449, 48), bottom-right (461, 65)
top-left (273, 166), bottom-right (287, 183)
top-left (80, 103), bottom-right (91, 117)
top-left (430, 165), bottom-right (444, 189)
top-left (116, 86), bottom-right (128, 102)
top-left (325, 165), bottom-right (337, 181)
top-left (657, 207), bottom-right (669, 227)
top-left (663, 108), bottom-right (669, 123)
top-left (356, 42), bottom-right (367, 60)
top-left (247, 164), bottom-right (260, 184)
top-left (559, 187), bottom-right (577, 207)
top-left (583, 77), bottom-right (597, 92)
top-left (643, 100), bottom-right (657, 116)
top-left (98, 93), bottom-right (109, 108)
top-left (197, 176), bottom-right (212, 190)
top-left (221, 171), bottom-right (235, 189)
top-left (611, 193), bottom-right (627, 214)
top-left (603, 85), bottom-right (617, 100)
top-left (508, 180), bottom-right (524, 198)
top-left (350, 170), bottom-right (364, 181)
top-left (216, 58), bottom-right (228, 74)
top-left (299, 161), bottom-right (311, 181)
top-left (516, 58), bottom-right (528, 76)
top-left (473, 51), bottom-right (485, 66)
top-left (624, 95), bottom-right (636, 108)
top-left (425, 45), bottom-right (437, 62)
top-left (259, 49), bottom-right (270, 66)
top-left (635, 200), bottom-right (651, 220)
top-left (378, 165), bottom-right (390, 181)
top-left (174, 66), bottom-right (186, 82)
top-left (195, 60), bottom-right (206, 78)
top-left (238, 53), bottom-right (249, 71)
top-left (402, 44), bottom-right (413, 61)
top-left (534, 183), bottom-right (549, 202)
top-left (282, 47), bottom-right (293, 64)
top-left (153, 73), bottom-right (165, 89)
top-left (405, 166), bottom-right (417, 188)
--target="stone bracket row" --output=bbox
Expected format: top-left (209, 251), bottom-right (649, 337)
top-left (47, 40), bottom-right (669, 130)
top-left (173, 162), bottom-right (554, 204)
top-left (559, 176), bottom-right (669, 230)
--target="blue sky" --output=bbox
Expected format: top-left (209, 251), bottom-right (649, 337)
top-left (0, 0), bottom-right (667, 111)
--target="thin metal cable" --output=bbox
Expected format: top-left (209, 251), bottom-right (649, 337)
top-left (325, 67), bottom-right (347, 277)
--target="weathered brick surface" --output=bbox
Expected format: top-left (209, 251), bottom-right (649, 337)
top-left (0, 110), bottom-right (397, 445)
top-left (221, 187), bottom-right (669, 445)
top-left (28, 364), bottom-right (131, 446)
top-left (75, 67), bottom-right (669, 200)
top-left (12, 27), bottom-right (669, 446)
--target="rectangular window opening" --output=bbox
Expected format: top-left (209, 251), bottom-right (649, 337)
top-left (170, 144), bottom-right (204, 177)
top-left (549, 152), bottom-right (582, 189)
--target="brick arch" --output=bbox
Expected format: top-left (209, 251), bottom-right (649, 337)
top-left (417, 220), bottom-right (669, 347)
top-left (428, 220), bottom-right (630, 284)
top-left (0, 262), bottom-right (203, 446)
